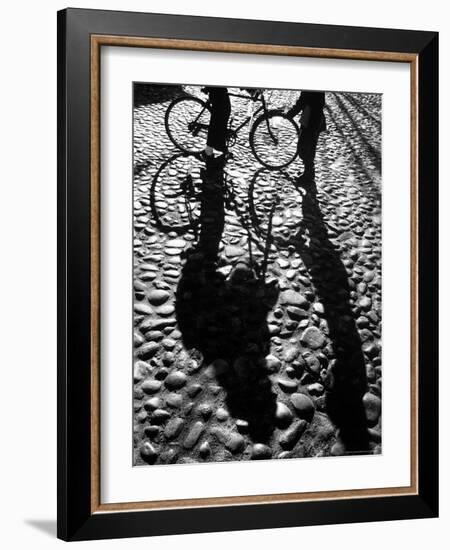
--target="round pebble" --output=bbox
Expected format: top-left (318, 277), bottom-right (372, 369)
top-left (140, 442), bottom-right (158, 464)
top-left (251, 444), bottom-right (272, 460)
top-left (300, 327), bottom-right (326, 349)
top-left (290, 393), bottom-right (315, 421)
top-left (164, 371), bottom-right (187, 390)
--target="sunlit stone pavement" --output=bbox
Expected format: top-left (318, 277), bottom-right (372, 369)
top-left (132, 85), bottom-right (382, 466)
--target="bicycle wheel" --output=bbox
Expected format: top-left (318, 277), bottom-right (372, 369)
top-left (150, 154), bottom-right (203, 232)
top-left (165, 96), bottom-right (211, 153)
top-left (249, 110), bottom-right (300, 169)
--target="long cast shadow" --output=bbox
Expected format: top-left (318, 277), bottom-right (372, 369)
top-left (175, 165), bottom-right (279, 443)
top-left (324, 104), bottom-right (381, 204)
top-left (337, 92), bottom-right (381, 127)
top-left (332, 93), bottom-right (381, 173)
top-left (247, 166), bottom-right (370, 453)
top-left (295, 176), bottom-right (370, 452)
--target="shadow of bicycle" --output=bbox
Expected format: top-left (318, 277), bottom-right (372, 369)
top-left (174, 165), bottom-right (280, 443)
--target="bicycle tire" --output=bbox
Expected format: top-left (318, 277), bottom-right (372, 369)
top-left (249, 110), bottom-right (300, 169)
top-left (165, 96), bottom-right (211, 154)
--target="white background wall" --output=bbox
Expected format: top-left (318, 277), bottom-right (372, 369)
top-left (0, 0), bottom-right (447, 547)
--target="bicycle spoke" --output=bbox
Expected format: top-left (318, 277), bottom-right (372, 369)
top-left (166, 97), bottom-right (211, 153)
top-left (250, 113), bottom-right (299, 169)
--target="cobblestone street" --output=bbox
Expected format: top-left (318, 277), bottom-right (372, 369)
top-left (133, 85), bottom-right (382, 466)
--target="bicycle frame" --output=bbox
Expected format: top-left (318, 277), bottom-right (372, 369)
top-left (191, 90), bottom-right (277, 143)
top-left (226, 91), bottom-right (272, 139)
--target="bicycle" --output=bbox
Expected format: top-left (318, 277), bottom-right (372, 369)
top-left (164, 88), bottom-right (301, 170)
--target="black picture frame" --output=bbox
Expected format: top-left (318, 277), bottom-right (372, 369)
top-left (57, 7), bottom-right (438, 541)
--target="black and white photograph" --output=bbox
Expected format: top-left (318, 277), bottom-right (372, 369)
top-left (132, 83), bottom-right (382, 466)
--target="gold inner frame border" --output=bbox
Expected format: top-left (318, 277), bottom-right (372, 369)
top-left (90, 34), bottom-right (419, 514)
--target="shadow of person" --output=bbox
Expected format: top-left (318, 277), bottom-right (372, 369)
top-left (175, 164), bottom-right (279, 443)
top-left (295, 174), bottom-right (370, 453)
top-left (247, 166), bottom-right (370, 452)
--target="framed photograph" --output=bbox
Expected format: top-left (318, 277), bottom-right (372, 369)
top-left (57, 8), bottom-right (438, 541)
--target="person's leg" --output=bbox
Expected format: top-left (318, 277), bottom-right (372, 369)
top-left (299, 114), bottom-right (324, 178)
top-left (217, 91), bottom-right (230, 153)
top-left (298, 127), bottom-right (315, 176)
top-left (206, 87), bottom-right (230, 154)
